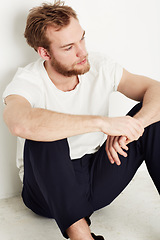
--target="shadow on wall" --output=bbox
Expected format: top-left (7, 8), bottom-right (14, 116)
top-left (0, 74), bottom-right (22, 199)
top-left (13, 11), bottom-right (39, 67)
top-left (0, 9), bottom-right (38, 199)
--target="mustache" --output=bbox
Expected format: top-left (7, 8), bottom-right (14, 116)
top-left (75, 54), bottom-right (89, 65)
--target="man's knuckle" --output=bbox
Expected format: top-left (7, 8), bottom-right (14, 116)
top-left (119, 139), bottom-right (123, 145)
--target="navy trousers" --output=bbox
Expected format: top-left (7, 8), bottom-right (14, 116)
top-left (22, 103), bottom-right (160, 238)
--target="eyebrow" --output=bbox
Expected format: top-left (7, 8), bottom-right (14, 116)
top-left (60, 30), bottom-right (85, 48)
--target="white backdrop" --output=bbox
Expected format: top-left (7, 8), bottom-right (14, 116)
top-left (0, 0), bottom-right (160, 199)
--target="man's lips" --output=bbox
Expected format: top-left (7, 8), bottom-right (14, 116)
top-left (77, 58), bottom-right (87, 65)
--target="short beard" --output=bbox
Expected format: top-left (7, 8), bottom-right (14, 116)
top-left (50, 54), bottom-right (90, 77)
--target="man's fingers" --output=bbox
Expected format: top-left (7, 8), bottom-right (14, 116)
top-left (109, 148), bottom-right (121, 165)
top-left (105, 116), bottom-right (144, 166)
top-left (111, 136), bottom-right (125, 156)
top-left (106, 136), bottom-right (115, 164)
top-left (119, 136), bottom-right (128, 150)
top-left (106, 136), bottom-right (122, 165)
top-left (125, 116), bottom-right (144, 141)
top-left (103, 115), bottom-right (144, 139)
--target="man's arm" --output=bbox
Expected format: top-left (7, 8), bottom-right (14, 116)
top-left (106, 68), bottom-right (160, 165)
top-left (3, 95), bottom-right (143, 142)
top-left (118, 69), bottom-right (160, 127)
top-left (3, 95), bottom-right (100, 141)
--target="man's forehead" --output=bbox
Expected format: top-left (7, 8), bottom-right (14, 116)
top-left (60, 30), bottom-right (85, 48)
top-left (46, 18), bottom-right (84, 46)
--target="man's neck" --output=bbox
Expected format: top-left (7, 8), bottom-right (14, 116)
top-left (44, 61), bottom-right (79, 92)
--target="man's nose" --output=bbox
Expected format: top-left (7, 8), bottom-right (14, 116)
top-left (76, 44), bottom-right (86, 58)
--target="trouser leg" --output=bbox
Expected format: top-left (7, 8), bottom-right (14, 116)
top-left (90, 102), bottom-right (160, 211)
top-left (140, 119), bottom-right (160, 192)
top-left (22, 102), bottom-right (160, 237)
top-left (126, 102), bottom-right (160, 193)
top-left (22, 139), bottom-right (93, 238)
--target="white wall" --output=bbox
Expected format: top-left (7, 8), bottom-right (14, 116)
top-left (1, 0), bottom-right (160, 199)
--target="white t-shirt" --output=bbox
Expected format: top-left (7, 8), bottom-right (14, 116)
top-left (2, 52), bottom-right (123, 181)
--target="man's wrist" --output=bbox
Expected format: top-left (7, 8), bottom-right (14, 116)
top-left (88, 115), bottom-right (104, 133)
top-left (133, 113), bottom-right (148, 128)
top-left (93, 116), bottom-right (109, 133)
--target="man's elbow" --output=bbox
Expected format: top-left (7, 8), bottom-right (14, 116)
top-left (3, 112), bottom-right (29, 138)
top-left (10, 124), bottom-right (25, 137)
top-left (6, 121), bottom-right (30, 138)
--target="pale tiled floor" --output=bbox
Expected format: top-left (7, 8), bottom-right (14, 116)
top-left (0, 169), bottom-right (159, 240)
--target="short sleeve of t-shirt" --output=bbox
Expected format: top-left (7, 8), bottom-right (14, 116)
top-left (99, 54), bottom-right (123, 92)
top-left (2, 67), bottom-right (42, 107)
top-left (108, 59), bottom-right (123, 91)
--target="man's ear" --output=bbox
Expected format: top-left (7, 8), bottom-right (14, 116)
top-left (37, 47), bottom-right (51, 60)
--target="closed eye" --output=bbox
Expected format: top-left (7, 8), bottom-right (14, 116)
top-left (65, 45), bottom-right (73, 51)
top-left (61, 30), bottom-right (86, 51)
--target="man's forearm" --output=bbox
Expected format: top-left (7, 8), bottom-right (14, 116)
top-left (9, 108), bottom-right (102, 141)
top-left (133, 82), bottom-right (160, 128)
top-left (4, 96), bottom-right (144, 142)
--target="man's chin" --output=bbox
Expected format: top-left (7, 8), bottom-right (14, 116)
top-left (74, 61), bottom-right (90, 75)
top-left (50, 57), bottom-right (90, 77)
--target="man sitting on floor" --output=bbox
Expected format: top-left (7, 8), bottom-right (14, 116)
top-left (3, 1), bottom-right (160, 239)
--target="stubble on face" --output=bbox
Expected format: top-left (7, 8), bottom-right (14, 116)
top-left (50, 53), bottom-right (90, 77)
